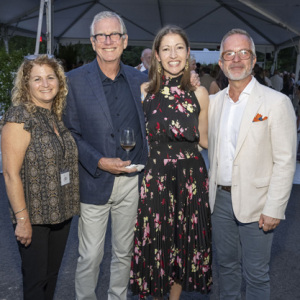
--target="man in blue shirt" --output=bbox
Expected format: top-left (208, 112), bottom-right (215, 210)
top-left (63, 11), bottom-right (148, 300)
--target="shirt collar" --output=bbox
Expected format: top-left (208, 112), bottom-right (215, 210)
top-left (225, 75), bottom-right (256, 101)
top-left (242, 76), bottom-right (256, 95)
top-left (98, 62), bottom-right (125, 83)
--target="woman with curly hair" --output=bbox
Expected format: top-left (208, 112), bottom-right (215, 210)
top-left (0, 54), bottom-right (80, 300)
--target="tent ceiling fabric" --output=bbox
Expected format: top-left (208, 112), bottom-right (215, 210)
top-left (1, 0), bottom-right (300, 53)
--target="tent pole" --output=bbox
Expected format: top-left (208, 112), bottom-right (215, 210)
top-left (34, 0), bottom-right (45, 55)
top-left (271, 50), bottom-right (279, 75)
top-left (1, 26), bottom-right (9, 54)
top-left (45, 0), bottom-right (53, 55)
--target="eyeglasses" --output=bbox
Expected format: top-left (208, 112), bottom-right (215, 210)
top-left (24, 54), bottom-right (54, 60)
top-left (221, 49), bottom-right (253, 61)
top-left (93, 32), bottom-right (124, 43)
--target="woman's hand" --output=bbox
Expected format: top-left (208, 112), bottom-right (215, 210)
top-left (15, 218), bottom-right (32, 247)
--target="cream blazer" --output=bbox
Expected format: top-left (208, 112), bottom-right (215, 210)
top-left (208, 79), bottom-right (297, 223)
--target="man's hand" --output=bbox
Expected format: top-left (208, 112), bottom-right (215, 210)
top-left (258, 214), bottom-right (280, 232)
top-left (190, 70), bottom-right (201, 87)
top-left (98, 157), bottom-right (137, 174)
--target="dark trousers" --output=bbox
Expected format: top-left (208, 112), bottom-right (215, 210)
top-left (17, 218), bottom-right (72, 300)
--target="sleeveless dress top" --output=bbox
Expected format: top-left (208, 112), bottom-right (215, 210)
top-left (1, 105), bottom-right (80, 225)
top-left (130, 76), bottom-right (212, 297)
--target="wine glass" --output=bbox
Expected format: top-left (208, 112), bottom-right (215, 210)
top-left (120, 127), bottom-right (136, 160)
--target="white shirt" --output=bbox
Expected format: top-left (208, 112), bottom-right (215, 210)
top-left (270, 74), bottom-right (283, 91)
top-left (139, 63), bottom-right (146, 72)
top-left (264, 76), bottom-right (272, 88)
top-left (217, 76), bottom-right (256, 185)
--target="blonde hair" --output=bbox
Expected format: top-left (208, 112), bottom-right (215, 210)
top-left (11, 54), bottom-right (68, 120)
top-left (147, 25), bottom-right (194, 94)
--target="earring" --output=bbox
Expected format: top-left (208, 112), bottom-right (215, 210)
top-left (158, 62), bottom-right (162, 74)
top-left (185, 60), bottom-right (189, 71)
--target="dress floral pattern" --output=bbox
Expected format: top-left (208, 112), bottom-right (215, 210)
top-left (130, 76), bottom-right (212, 298)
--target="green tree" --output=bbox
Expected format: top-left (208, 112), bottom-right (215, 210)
top-left (277, 47), bottom-right (297, 73)
top-left (57, 43), bottom-right (78, 71)
top-left (0, 49), bottom-right (24, 112)
top-left (0, 35), bottom-right (47, 114)
top-left (122, 46), bottom-right (145, 67)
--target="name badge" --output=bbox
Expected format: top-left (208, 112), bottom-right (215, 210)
top-left (60, 171), bottom-right (70, 186)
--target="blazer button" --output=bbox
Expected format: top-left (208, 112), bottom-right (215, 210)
top-left (111, 134), bottom-right (114, 138)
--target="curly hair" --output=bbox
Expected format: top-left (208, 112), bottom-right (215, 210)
top-left (11, 54), bottom-right (68, 120)
top-left (147, 25), bottom-right (194, 95)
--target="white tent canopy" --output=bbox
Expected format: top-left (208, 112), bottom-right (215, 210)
top-left (1, 0), bottom-right (300, 77)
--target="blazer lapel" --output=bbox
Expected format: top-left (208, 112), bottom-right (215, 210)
top-left (234, 83), bottom-right (263, 158)
top-left (86, 59), bottom-right (114, 128)
top-left (123, 64), bottom-right (141, 108)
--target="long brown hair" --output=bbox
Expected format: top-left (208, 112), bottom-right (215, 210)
top-left (147, 25), bottom-right (194, 94)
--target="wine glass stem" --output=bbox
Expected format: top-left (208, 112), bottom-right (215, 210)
top-left (126, 151), bottom-right (130, 160)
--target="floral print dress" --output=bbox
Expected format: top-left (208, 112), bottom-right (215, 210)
top-left (130, 76), bottom-right (212, 298)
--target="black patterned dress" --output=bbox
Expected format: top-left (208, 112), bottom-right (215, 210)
top-left (130, 76), bottom-right (212, 298)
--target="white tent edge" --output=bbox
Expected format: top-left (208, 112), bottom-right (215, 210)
top-left (8, 0), bottom-right (300, 81)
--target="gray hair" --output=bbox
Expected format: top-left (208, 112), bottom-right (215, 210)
top-left (90, 11), bottom-right (127, 37)
top-left (219, 28), bottom-right (256, 59)
top-left (141, 48), bottom-right (151, 58)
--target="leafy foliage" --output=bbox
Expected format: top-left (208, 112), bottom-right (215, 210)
top-left (0, 36), bottom-right (47, 114)
top-left (277, 47), bottom-right (298, 73)
top-left (0, 49), bottom-right (24, 113)
top-left (122, 46), bottom-right (144, 67)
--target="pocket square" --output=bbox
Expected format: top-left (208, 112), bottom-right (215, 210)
top-left (253, 113), bottom-right (268, 122)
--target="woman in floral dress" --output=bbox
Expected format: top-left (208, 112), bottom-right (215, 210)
top-left (130, 25), bottom-right (212, 299)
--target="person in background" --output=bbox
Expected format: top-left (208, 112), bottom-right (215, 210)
top-left (196, 62), bottom-right (202, 75)
top-left (270, 69), bottom-right (283, 91)
top-left (200, 66), bottom-right (215, 92)
top-left (190, 54), bottom-right (197, 71)
top-left (209, 67), bottom-right (228, 95)
top-left (0, 54), bottom-right (80, 300)
top-left (131, 25), bottom-right (212, 300)
top-left (264, 69), bottom-right (272, 88)
top-left (253, 64), bottom-right (267, 86)
top-left (63, 11), bottom-right (149, 300)
top-left (208, 28), bottom-right (296, 300)
top-left (281, 73), bottom-right (294, 99)
top-left (137, 48), bottom-right (152, 74)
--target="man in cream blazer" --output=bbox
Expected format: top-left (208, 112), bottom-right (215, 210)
top-left (208, 29), bottom-right (296, 300)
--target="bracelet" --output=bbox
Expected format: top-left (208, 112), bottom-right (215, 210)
top-left (14, 207), bottom-right (27, 215)
top-left (16, 217), bottom-right (28, 221)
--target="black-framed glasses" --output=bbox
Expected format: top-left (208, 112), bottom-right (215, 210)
top-left (93, 32), bottom-right (124, 43)
top-left (221, 49), bottom-right (253, 61)
top-left (24, 54), bottom-right (54, 60)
